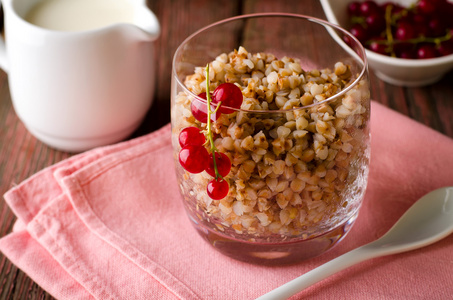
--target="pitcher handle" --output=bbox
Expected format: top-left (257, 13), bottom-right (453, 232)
top-left (0, 4), bottom-right (8, 72)
top-left (0, 39), bottom-right (8, 72)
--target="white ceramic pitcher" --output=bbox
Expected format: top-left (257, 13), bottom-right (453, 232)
top-left (0, 0), bottom-right (160, 152)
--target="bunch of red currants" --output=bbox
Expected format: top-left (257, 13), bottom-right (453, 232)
top-left (178, 82), bottom-right (243, 200)
top-left (347, 0), bottom-right (453, 59)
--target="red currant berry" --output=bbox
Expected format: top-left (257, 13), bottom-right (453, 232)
top-left (437, 40), bottom-right (453, 56)
top-left (368, 39), bottom-right (387, 55)
top-left (179, 145), bottom-right (209, 173)
top-left (417, 44), bottom-right (438, 59)
top-left (212, 83), bottom-right (243, 114)
top-left (414, 23), bottom-right (430, 38)
top-left (394, 43), bottom-right (415, 59)
top-left (179, 127), bottom-right (205, 148)
top-left (397, 10), bottom-right (414, 24)
top-left (427, 18), bottom-right (445, 37)
top-left (207, 178), bottom-right (229, 200)
top-left (347, 1), bottom-right (361, 16)
top-left (417, 0), bottom-right (436, 15)
top-left (191, 93), bottom-right (221, 123)
top-left (359, 1), bottom-right (380, 16)
top-left (365, 13), bottom-right (385, 34)
top-left (397, 49), bottom-right (417, 59)
top-left (350, 24), bottom-right (369, 43)
top-left (343, 34), bottom-right (353, 46)
top-left (395, 22), bottom-right (416, 41)
top-left (206, 152), bottom-right (231, 178)
top-left (191, 93), bottom-right (208, 123)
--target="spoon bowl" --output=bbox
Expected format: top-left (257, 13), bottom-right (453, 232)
top-left (369, 187), bottom-right (453, 254)
top-left (256, 187), bottom-right (453, 299)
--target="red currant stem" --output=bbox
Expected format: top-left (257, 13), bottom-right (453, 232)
top-left (350, 16), bottom-right (365, 26)
top-left (205, 64), bottom-right (222, 180)
top-left (390, 5), bottom-right (411, 26)
top-left (410, 33), bottom-right (448, 44)
top-left (213, 101), bottom-right (222, 114)
top-left (367, 31), bottom-right (452, 46)
top-left (385, 4), bottom-right (396, 57)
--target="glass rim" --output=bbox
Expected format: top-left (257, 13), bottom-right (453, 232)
top-left (172, 12), bottom-right (369, 114)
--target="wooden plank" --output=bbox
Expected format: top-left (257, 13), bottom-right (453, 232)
top-left (429, 72), bottom-right (453, 137)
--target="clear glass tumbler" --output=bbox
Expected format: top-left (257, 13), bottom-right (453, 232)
top-left (171, 13), bottom-right (370, 265)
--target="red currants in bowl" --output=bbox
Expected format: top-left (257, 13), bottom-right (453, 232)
top-left (346, 0), bottom-right (453, 59)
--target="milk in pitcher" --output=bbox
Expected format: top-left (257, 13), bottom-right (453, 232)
top-left (25, 0), bottom-right (134, 31)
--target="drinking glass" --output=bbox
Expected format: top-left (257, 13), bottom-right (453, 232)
top-left (171, 13), bottom-right (370, 265)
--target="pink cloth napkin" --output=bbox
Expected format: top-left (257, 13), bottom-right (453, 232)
top-left (1, 101), bottom-right (453, 300)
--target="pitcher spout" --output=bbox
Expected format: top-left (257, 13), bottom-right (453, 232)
top-left (131, 3), bottom-right (160, 41)
top-left (109, 2), bottom-right (160, 42)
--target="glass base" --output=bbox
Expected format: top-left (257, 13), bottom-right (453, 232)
top-left (190, 213), bottom-right (358, 265)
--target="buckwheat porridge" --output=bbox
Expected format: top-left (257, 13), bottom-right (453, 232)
top-left (171, 46), bottom-right (370, 243)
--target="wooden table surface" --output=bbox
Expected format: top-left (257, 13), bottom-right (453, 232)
top-left (0, 0), bottom-right (452, 298)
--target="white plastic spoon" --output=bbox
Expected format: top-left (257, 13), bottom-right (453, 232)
top-left (256, 186), bottom-right (453, 300)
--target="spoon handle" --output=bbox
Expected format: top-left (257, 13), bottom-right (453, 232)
top-left (256, 245), bottom-right (378, 300)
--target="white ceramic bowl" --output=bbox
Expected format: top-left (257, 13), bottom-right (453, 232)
top-left (320, 0), bottom-right (453, 87)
